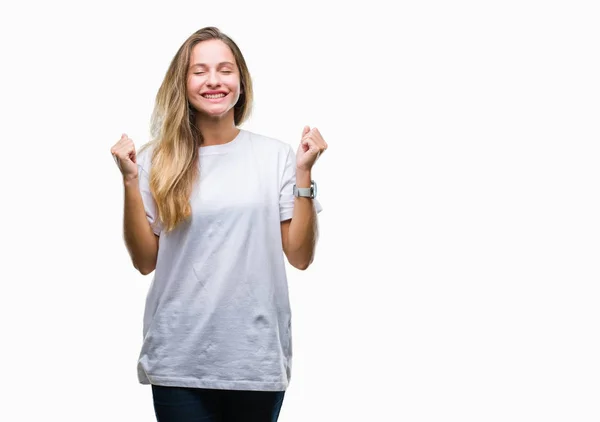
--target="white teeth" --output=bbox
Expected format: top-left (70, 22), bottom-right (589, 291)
top-left (204, 93), bottom-right (226, 99)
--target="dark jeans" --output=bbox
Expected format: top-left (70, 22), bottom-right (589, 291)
top-left (151, 384), bottom-right (285, 422)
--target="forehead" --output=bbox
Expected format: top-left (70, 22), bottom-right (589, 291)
top-left (189, 39), bottom-right (236, 66)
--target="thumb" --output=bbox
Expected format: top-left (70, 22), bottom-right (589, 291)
top-left (302, 125), bottom-right (311, 137)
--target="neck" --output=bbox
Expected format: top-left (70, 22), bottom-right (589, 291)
top-left (196, 112), bottom-right (239, 147)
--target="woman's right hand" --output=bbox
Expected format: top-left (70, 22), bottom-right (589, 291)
top-left (111, 134), bottom-right (138, 181)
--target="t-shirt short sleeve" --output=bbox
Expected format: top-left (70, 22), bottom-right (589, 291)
top-left (137, 148), bottom-right (162, 235)
top-left (279, 144), bottom-right (323, 222)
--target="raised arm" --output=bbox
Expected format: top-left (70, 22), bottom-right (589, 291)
top-left (122, 177), bottom-right (159, 275)
top-left (111, 134), bottom-right (159, 275)
top-left (281, 170), bottom-right (319, 270)
top-left (281, 126), bottom-right (327, 270)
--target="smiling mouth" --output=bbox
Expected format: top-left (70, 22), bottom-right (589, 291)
top-left (202, 93), bottom-right (228, 99)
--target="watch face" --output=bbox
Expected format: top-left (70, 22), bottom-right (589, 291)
top-left (294, 181), bottom-right (317, 198)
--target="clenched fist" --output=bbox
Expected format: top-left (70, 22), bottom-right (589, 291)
top-left (110, 134), bottom-right (138, 181)
top-left (296, 126), bottom-right (328, 172)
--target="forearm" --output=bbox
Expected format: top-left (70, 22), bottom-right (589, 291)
top-left (123, 177), bottom-right (159, 275)
top-left (287, 170), bottom-right (319, 269)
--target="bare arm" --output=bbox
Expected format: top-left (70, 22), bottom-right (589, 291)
top-left (281, 169), bottom-right (319, 270)
top-left (123, 177), bottom-right (159, 275)
top-left (112, 134), bottom-right (159, 276)
top-left (280, 126), bottom-right (327, 270)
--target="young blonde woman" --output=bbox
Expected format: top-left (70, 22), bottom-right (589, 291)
top-left (110, 27), bottom-right (327, 421)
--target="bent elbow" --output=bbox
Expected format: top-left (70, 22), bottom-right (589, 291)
top-left (139, 266), bottom-right (155, 276)
top-left (134, 260), bottom-right (156, 276)
top-left (293, 257), bottom-right (313, 271)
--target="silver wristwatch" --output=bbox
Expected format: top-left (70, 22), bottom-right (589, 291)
top-left (293, 180), bottom-right (317, 198)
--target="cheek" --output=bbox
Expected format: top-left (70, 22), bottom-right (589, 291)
top-left (186, 77), bottom-right (202, 95)
top-left (225, 76), bottom-right (241, 91)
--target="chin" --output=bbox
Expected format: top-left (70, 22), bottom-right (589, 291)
top-left (204, 105), bottom-right (235, 116)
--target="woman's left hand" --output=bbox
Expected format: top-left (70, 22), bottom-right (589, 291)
top-left (296, 126), bottom-right (328, 172)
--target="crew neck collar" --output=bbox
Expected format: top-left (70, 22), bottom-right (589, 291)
top-left (199, 128), bottom-right (245, 155)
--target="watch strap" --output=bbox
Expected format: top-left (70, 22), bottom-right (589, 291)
top-left (293, 180), bottom-right (316, 198)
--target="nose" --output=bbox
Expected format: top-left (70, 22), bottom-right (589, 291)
top-left (206, 70), bottom-right (221, 87)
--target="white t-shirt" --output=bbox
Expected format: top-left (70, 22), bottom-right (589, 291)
top-left (135, 129), bottom-right (322, 391)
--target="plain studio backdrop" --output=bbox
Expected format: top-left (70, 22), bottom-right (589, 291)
top-left (1, 0), bottom-right (598, 421)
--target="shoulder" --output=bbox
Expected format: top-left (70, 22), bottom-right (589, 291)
top-left (136, 142), bottom-right (156, 172)
top-left (243, 129), bottom-right (294, 156)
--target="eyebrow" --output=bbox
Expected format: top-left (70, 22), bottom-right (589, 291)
top-left (190, 61), bottom-right (235, 68)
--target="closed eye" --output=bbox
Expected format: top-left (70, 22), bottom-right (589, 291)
top-left (192, 71), bottom-right (232, 75)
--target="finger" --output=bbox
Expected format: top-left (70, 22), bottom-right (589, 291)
top-left (303, 135), bottom-right (326, 152)
top-left (112, 136), bottom-right (129, 152)
top-left (114, 145), bottom-right (135, 161)
top-left (304, 134), bottom-right (327, 154)
top-left (313, 128), bottom-right (323, 142)
top-left (311, 128), bottom-right (327, 147)
top-left (307, 128), bottom-right (323, 147)
top-left (302, 125), bottom-right (310, 137)
top-left (302, 137), bottom-right (320, 153)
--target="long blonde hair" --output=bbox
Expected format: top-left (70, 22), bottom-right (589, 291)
top-left (140, 27), bottom-right (253, 233)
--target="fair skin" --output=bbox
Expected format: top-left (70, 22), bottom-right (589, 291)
top-left (110, 136), bottom-right (159, 275)
top-left (110, 38), bottom-right (327, 273)
top-left (187, 39), bottom-right (241, 146)
top-left (281, 125), bottom-right (328, 269)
